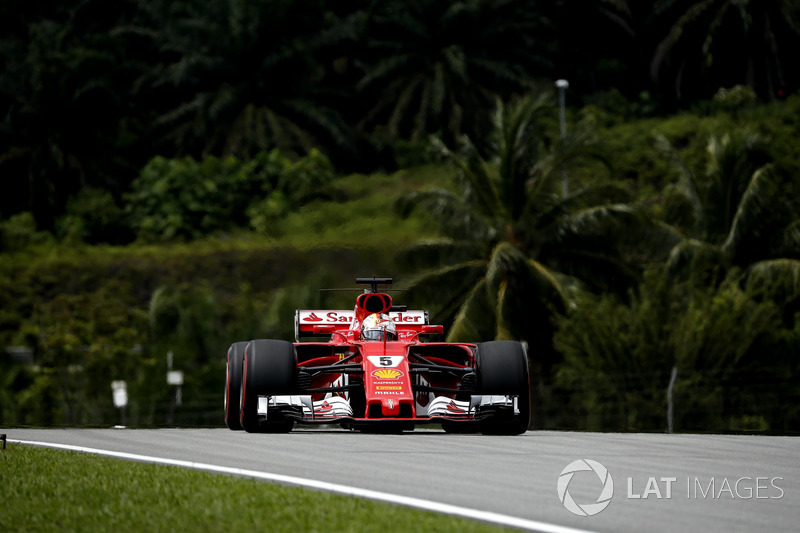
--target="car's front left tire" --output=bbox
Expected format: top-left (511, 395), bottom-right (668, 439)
top-left (475, 340), bottom-right (531, 435)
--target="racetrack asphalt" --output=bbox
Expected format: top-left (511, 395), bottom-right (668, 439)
top-left (4, 428), bottom-right (799, 533)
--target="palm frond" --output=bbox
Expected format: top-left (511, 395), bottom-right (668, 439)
top-left (430, 136), bottom-right (504, 222)
top-left (745, 258), bottom-right (800, 306)
top-left (496, 93), bottom-right (551, 219)
top-left (388, 74), bottom-right (424, 137)
top-left (543, 248), bottom-right (641, 296)
top-left (779, 219), bottom-right (800, 258)
top-left (666, 238), bottom-right (726, 282)
top-left (706, 130), bottom-right (770, 239)
top-left (485, 242), bottom-right (566, 339)
top-left (395, 238), bottom-right (485, 271)
top-left (356, 54), bottom-right (413, 93)
top-left (280, 98), bottom-right (353, 150)
top-left (554, 203), bottom-right (640, 242)
top-left (403, 260), bottom-right (487, 327)
top-left (447, 278), bottom-right (495, 342)
top-left (721, 164), bottom-right (777, 260)
top-left (395, 188), bottom-right (495, 241)
top-left (533, 118), bottom-right (610, 195)
top-left (650, 0), bottom-right (715, 82)
top-left (654, 131), bottom-right (705, 236)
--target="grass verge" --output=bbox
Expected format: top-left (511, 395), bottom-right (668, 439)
top-left (0, 444), bottom-right (515, 533)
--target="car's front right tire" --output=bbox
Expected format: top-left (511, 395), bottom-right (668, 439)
top-left (224, 341), bottom-right (249, 430)
top-left (239, 339), bottom-right (297, 433)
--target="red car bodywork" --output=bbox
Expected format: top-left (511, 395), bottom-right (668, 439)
top-left (225, 277), bottom-right (530, 434)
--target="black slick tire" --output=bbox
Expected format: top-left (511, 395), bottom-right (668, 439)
top-left (475, 340), bottom-right (531, 435)
top-left (239, 339), bottom-right (297, 433)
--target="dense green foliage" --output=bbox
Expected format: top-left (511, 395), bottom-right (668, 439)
top-left (3, 0), bottom-right (800, 230)
top-left (0, 240), bottom-right (397, 427)
top-left (554, 270), bottom-right (798, 432)
top-left (125, 149), bottom-right (335, 241)
top-left (0, 444), bottom-right (513, 532)
top-left (1, 1), bottom-right (799, 433)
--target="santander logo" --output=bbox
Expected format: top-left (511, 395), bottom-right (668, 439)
top-left (299, 310), bottom-right (425, 324)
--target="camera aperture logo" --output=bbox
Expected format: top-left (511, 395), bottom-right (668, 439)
top-left (557, 459), bottom-right (614, 516)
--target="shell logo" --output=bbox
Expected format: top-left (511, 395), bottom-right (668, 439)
top-left (371, 369), bottom-right (403, 380)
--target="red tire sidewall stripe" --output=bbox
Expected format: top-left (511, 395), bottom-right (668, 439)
top-left (225, 351), bottom-right (232, 421)
top-left (240, 352), bottom-right (248, 423)
top-left (225, 361), bottom-right (230, 420)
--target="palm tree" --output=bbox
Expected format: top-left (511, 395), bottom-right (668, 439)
top-left (396, 93), bottom-right (658, 430)
top-left (0, 0), bottom-right (140, 230)
top-left (552, 125), bottom-right (800, 432)
top-left (124, 0), bottom-right (357, 160)
top-left (356, 0), bottom-right (551, 145)
top-left (657, 128), bottom-right (800, 284)
top-left (650, 0), bottom-right (800, 100)
top-left (397, 94), bottom-right (647, 349)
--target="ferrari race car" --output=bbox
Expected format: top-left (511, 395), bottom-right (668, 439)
top-left (224, 277), bottom-right (530, 434)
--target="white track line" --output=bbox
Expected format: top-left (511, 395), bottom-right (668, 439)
top-left (11, 439), bottom-right (597, 533)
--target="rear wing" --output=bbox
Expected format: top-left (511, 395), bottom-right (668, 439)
top-left (295, 309), bottom-right (429, 341)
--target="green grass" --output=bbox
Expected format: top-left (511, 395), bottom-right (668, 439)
top-left (274, 166), bottom-right (451, 248)
top-left (0, 444), bottom-right (515, 533)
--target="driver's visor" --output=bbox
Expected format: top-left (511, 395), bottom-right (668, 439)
top-left (362, 328), bottom-right (384, 341)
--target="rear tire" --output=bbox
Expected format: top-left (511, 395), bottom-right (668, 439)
top-left (224, 341), bottom-right (249, 430)
top-left (240, 339), bottom-right (297, 433)
top-left (475, 340), bottom-right (531, 435)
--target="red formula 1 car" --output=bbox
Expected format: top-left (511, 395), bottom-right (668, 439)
top-left (224, 277), bottom-right (530, 434)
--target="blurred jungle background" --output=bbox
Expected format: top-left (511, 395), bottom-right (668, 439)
top-left (2, 0), bottom-right (799, 433)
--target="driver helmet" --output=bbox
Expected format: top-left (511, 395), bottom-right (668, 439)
top-left (361, 313), bottom-right (397, 341)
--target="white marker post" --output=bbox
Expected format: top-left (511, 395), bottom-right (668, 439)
top-left (111, 380), bottom-right (128, 427)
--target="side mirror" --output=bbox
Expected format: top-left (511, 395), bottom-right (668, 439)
top-left (313, 325), bottom-right (336, 335)
top-left (420, 325), bottom-right (444, 335)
